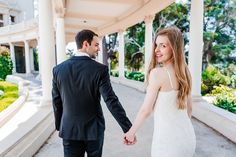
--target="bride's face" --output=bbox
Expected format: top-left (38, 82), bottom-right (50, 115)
top-left (154, 35), bottom-right (173, 64)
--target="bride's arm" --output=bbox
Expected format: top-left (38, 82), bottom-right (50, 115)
top-left (124, 69), bottom-right (162, 142)
top-left (187, 95), bottom-right (192, 118)
top-left (186, 66), bottom-right (193, 119)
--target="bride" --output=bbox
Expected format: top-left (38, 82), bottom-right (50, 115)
top-left (124, 27), bottom-right (196, 157)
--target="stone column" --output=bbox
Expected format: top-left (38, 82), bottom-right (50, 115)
top-left (38, 0), bottom-right (56, 103)
top-left (144, 15), bottom-right (154, 76)
top-left (36, 38), bottom-right (41, 73)
top-left (3, 13), bottom-right (9, 26)
top-left (9, 42), bottom-right (16, 73)
top-left (36, 38), bottom-right (42, 80)
top-left (30, 48), bottom-right (34, 72)
top-left (55, 11), bottom-right (67, 64)
top-left (97, 36), bottom-right (104, 64)
top-left (118, 30), bottom-right (125, 78)
top-left (188, 0), bottom-right (204, 96)
top-left (24, 40), bottom-right (31, 74)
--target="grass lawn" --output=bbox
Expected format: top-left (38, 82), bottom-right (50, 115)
top-left (0, 81), bottom-right (18, 112)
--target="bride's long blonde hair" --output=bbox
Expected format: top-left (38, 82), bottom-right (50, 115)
top-left (146, 27), bottom-right (192, 109)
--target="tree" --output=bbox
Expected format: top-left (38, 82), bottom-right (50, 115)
top-left (102, 33), bottom-right (118, 65)
top-left (153, 2), bottom-right (190, 61)
top-left (203, 0), bottom-right (236, 69)
top-left (33, 48), bottom-right (39, 71)
top-left (105, 0), bottom-right (236, 73)
top-left (124, 1), bottom-right (190, 71)
top-left (125, 22), bottom-right (145, 71)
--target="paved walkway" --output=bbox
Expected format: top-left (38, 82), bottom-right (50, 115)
top-left (0, 74), bottom-right (45, 156)
top-left (34, 83), bottom-right (236, 157)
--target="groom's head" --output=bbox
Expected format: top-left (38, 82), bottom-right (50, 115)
top-left (75, 29), bottom-right (100, 59)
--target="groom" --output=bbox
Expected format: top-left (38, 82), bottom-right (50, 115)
top-left (52, 29), bottom-right (135, 157)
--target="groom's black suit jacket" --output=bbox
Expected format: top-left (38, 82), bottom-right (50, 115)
top-left (52, 56), bottom-right (132, 140)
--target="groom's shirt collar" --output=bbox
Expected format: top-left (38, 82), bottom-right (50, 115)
top-left (74, 51), bottom-right (90, 58)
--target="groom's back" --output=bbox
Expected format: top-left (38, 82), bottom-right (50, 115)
top-left (52, 56), bottom-right (106, 140)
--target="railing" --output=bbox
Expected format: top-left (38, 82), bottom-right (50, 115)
top-left (0, 18), bottom-right (38, 35)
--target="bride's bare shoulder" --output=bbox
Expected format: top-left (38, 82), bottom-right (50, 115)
top-left (150, 67), bottom-right (165, 77)
top-left (149, 67), bottom-right (166, 83)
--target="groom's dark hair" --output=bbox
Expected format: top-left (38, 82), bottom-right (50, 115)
top-left (75, 29), bottom-right (98, 49)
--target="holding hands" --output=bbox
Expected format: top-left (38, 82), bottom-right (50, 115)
top-left (123, 130), bottom-right (137, 145)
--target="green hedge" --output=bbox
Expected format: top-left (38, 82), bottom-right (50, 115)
top-left (110, 70), bottom-right (119, 77)
top-left (125, 71), bottom-right (144, 82)
top-left (214, 95), bottom-right (236, 114)
top-left (110, 70), bottom-right (144, 82)
top-left (210, 85), bottom-right (236, 114)
top-left (202, 65), bottom-right (236, 114)
top-left (201, 65), bottom-right (231, 95)
top-left (0, 46), bottom-right (13, 80)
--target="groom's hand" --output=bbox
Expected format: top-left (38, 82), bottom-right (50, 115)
top-left (123, 133), bottom-right (137, 145)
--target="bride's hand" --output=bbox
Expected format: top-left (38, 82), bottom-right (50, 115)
top-left (124, 131), bottom-right (137, 145)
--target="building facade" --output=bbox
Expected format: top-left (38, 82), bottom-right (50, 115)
top-left (0, 0), bottom-right (37, 74)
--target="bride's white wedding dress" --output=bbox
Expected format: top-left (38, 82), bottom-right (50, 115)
top-left (151, 68), bottom-right (196, 157)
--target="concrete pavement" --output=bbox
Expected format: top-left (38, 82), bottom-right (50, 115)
top-left (34, 83), bottom-right (236, 157)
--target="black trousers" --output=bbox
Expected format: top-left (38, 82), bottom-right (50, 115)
top-left (63, 137), bottom-right (104, 157)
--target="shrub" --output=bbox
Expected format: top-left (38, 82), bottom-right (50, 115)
top-left (231, 75), bottom-right (236, 88)
top-left (214, 94), bottom-right (236, 114)
top-left (213, 63), bottom-right (236, 88)
top-left (201, 65), bottom-right (231, 95)
top-left (208, 85), bottom-right (236, 114)
top-left (125, 71), bottom-right (144, 82)
top-left (215, 63), bottom-right (236, 77)
top-left (0, 46), bottom-right (13, 80)
top-left (110, 70), bottom-right (119, 77)
top-left (209, 85), bottom-right (234, 96)
top-left (33, 48), bottom-right (39, 71)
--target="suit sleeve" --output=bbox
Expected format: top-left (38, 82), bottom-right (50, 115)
top-left (52, 68), bottom-right (63, 131)
top-left (99, 66), bottom-right (132, 133)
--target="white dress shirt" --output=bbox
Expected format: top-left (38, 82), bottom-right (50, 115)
top-left (74, 51), bottom-right (90, 57)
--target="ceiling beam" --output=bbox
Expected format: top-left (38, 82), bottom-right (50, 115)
top-left (53, 0), bottom-right (66, 17)
top-left (65, 24), bottom-right (97, 31)
top-left (116, 0), bottom-right (146, 20)
top-left (98, 0), bottom-right (174, 35)
top-left (78, 0), bottom-right (144, 5)
top-left (65, 12), bottom-right (115, 21)
top-left (97, 0), bottom-right (145, 30)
